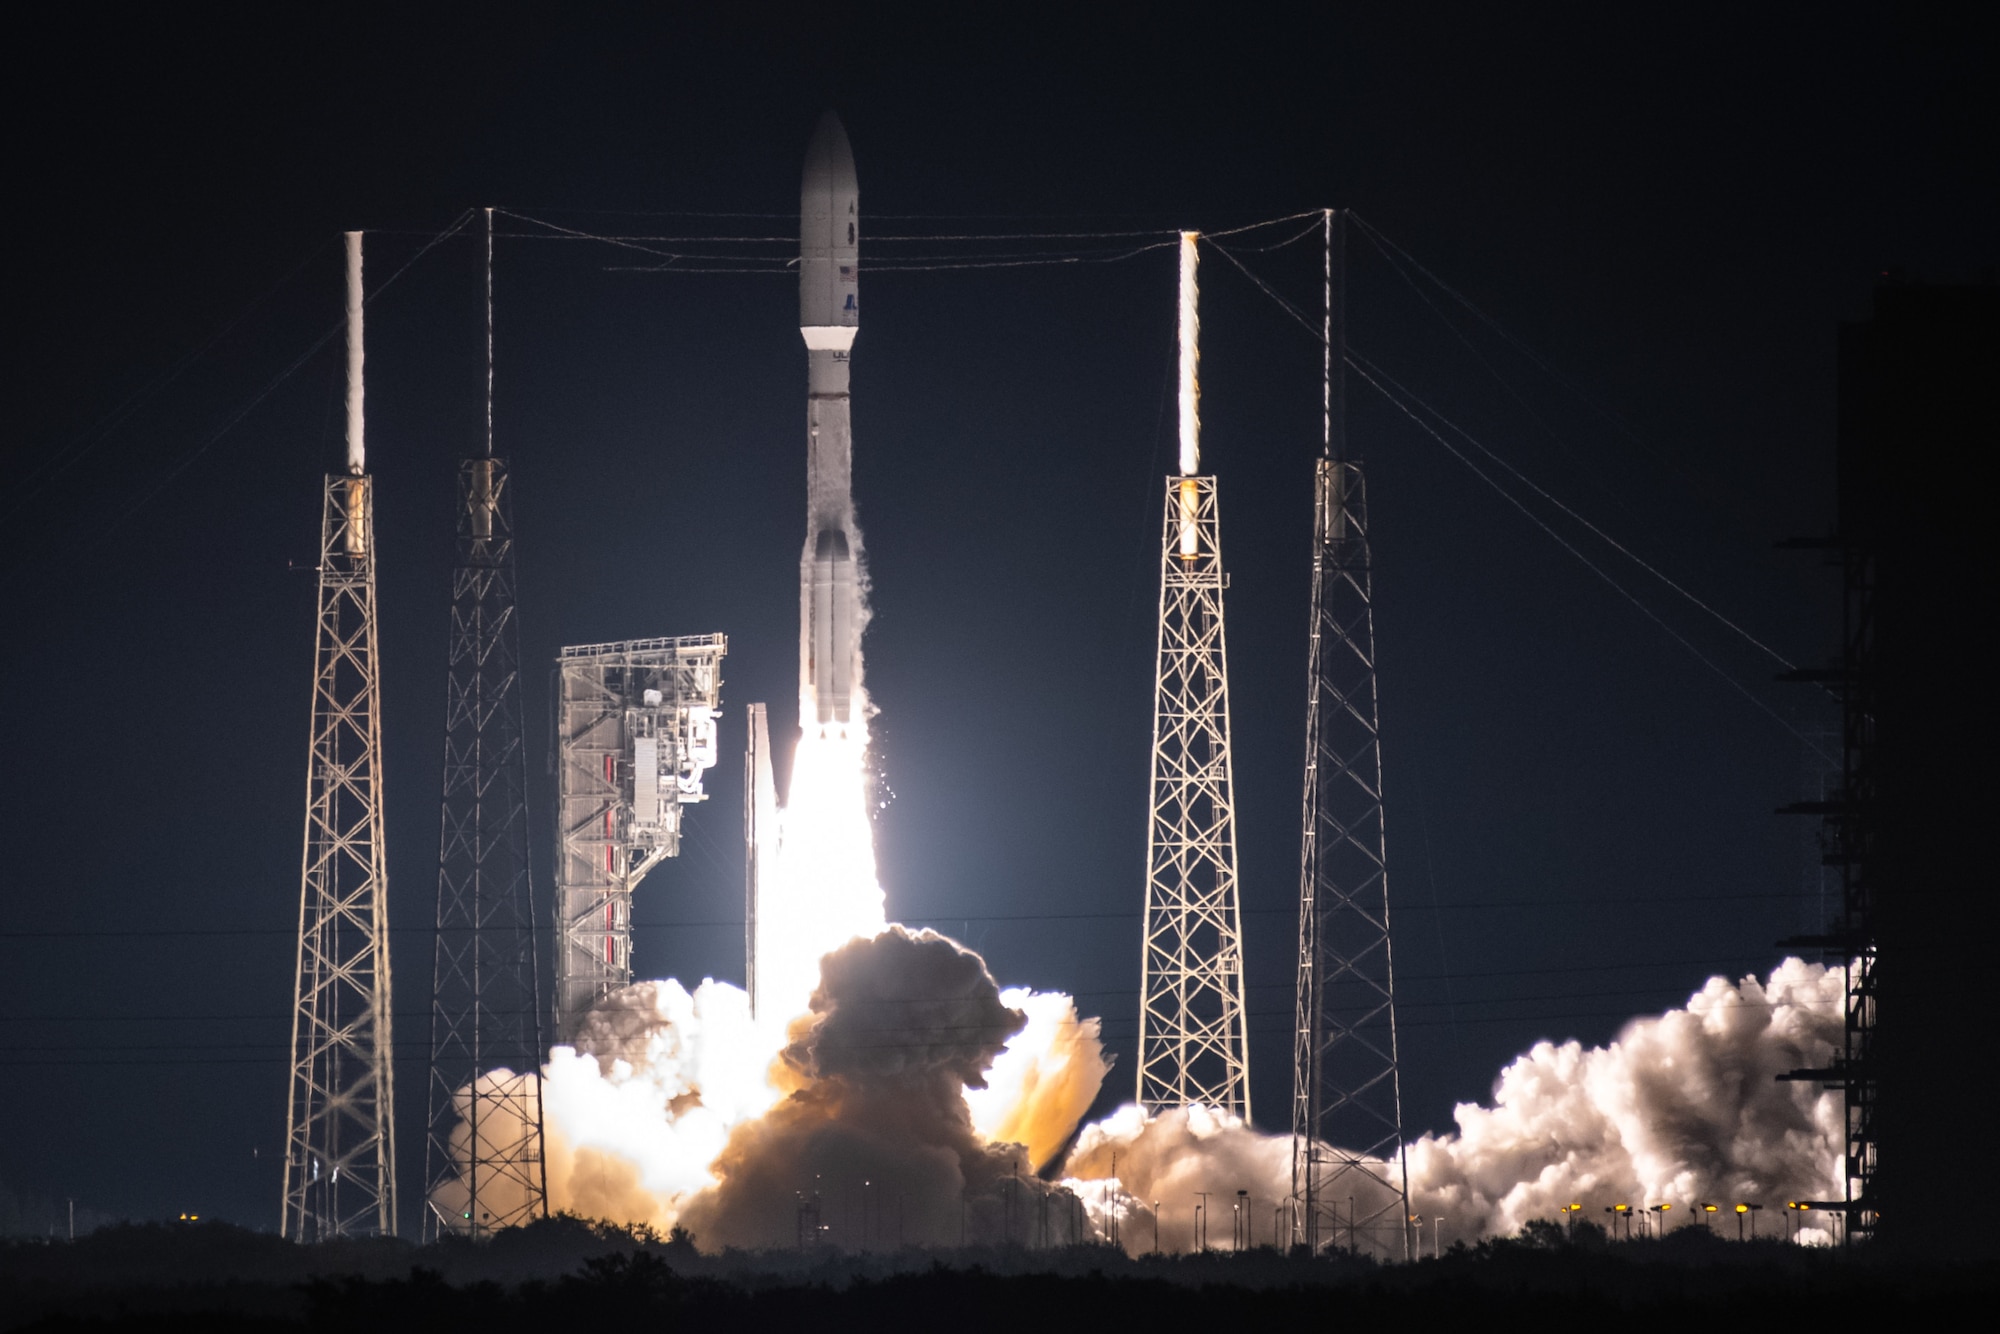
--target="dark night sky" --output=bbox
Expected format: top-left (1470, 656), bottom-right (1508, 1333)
top-left (1, 4), bottom-right (1992, 1229)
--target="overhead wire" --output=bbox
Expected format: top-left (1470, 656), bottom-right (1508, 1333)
top-left (1347, 213), bottom-right (1693, 473)
top-left (495, 207), bottom-right (1317, 276)
top-left (1346, 350), bottom-right (1829, 758)
top-left (4, 236), bottom-right (338, 525)
top-left (1347, 219), bottom-right (1799, 672)
top-left (10, 210), bottom-right (480, 586)
top-left (1200, 233), bottom-right (1825, 758)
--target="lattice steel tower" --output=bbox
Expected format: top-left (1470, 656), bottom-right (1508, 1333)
top-left (283, 232), bottom-right (397, 1239)
top-left (423, 211), bottom-right (549, 1239)
top-left (1137, 233), bottom-right (1251, 1118)
top-left (1290, 210), bottom-right (1411, 1260)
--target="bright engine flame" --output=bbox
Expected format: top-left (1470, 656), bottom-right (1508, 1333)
top-left (753, 727), bottom-right (888, 1025)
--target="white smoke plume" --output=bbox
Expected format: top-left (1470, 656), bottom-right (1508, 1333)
top-left (1405, 956), bottom-right (1845, 1243)
top-left (1064, 1103), bottom-right (1292, 1252)
top-left (1060, 958), bottom-right (1847, 1252)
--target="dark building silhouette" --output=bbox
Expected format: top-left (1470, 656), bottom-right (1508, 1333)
top-left (1831, 280), bottom-right (1998, 1258)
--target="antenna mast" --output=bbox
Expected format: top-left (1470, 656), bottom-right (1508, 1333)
top-left (423, 209), bottom-right (551, 1237)
top-left (1290, 208), bottom-right (1412, 1260)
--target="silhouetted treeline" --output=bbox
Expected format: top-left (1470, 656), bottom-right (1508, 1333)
top-left (1, 1215), bottom-right (1986, 1331)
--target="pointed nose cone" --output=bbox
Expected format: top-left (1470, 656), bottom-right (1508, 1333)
top-left (802, 111), bottom-right (857, 200)
top-left (801, 111), bottom-right (859, 338)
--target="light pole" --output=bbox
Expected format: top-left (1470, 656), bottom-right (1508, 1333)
top-left (1560, 1202), bottom-right (1582, 1240)
top-left (1699, 1202), bottom-right (1718, 1231)
top-left (1786, 1201), bottom-right (1808, 1242)
top-left (1649, 1203), bottom-right (1671, 1239)
top-left (1410, 1214), bottom-right (1425, 1258)
top-left (1236, 1190), bottom-right (1248, 1252)
top-left (1153, 1201), bottom-right (1160, 1255)
top-left (1605, 1203), bottom-right (1632, 1241)
top-left (1734, 1202), bottom-right (1762, 1241)
top-left (1195, 1193), bottom-right (1210, 1253)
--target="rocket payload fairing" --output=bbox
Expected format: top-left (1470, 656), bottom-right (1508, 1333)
top-left (800, 111), bottom-right (863, 738)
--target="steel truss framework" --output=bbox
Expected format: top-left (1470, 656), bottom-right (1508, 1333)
top-left (1138, 474), bottom-right (1251, 1118)
top-left (1831, 539), bottom-right (1880, 1241)
top-left (553, 635), bottom-right (726, 1041)
top-left (1290, 460), bottom-right (1411, 1261)
top-left (284, 473), bottom-right (397, 1240)
top-left (1778, 539), bottom-right (1877, 1243)
top-left (423, 458), bottom-right (549, 1239)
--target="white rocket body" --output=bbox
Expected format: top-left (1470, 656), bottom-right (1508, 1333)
top-left (800, 112), bottom-right (862, 736)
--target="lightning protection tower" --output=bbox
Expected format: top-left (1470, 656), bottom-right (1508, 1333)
top-left (1137, 232), bottom-right (1252, 1119)
top-left (1290, 210), bottom-right (1411, 1261)
top-left (423, 212), bottom-right (549, 1239)
top-left (283, 232), bottom-right (397, 1240)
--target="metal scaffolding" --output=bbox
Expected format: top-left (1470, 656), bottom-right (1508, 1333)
top-left (1291, 211), bottom-right (1410, 1260)
top-left (423, 455), bottom-right (548, 1239)
top-left (283, 470), bottom-right (397, 1240)
top-left (552, 635), bottom-right (726, 1041)
top-left (1778, 536), bottom-right (1877, 1243)
top-left (1829, 537), bottom-right (1880, 1242)
top-left (1138, 233), bottom-right (1251, 1119)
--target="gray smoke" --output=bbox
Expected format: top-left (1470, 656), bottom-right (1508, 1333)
top-left (677, 927), bottom-right (1083, 1248)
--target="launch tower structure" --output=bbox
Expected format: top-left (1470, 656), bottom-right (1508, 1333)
top-left (283, 233), bottom-right (398, 1240)
top-left (423, 211), bottom-right (550, 1239)
top-left (1289, 210), bottom-right (1411, 1260)
top-left (1137, 233), bottom-right (1252, 1119)
top-left (552, 635), bottom-right (725, 1040)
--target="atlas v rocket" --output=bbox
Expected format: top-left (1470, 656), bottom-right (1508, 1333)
top-left (799, 112), bottom-right (862, 738)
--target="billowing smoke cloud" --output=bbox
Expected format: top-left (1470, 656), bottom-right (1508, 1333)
top-left (1061, 959), bottom-right (1847, 1252)
top-left (1065, 1104), bottom-right (1293, 1252)
top-left (435, 929), bottom-right (1109, 1246)
top-left (1404, 956), bottom-right (1845, 1243)
top-left (680, 928), bottom-right (1069, 1248)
